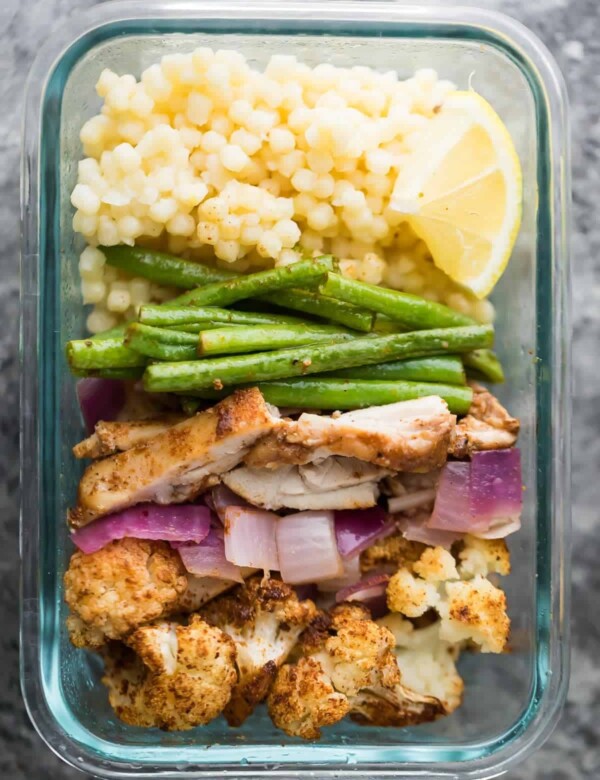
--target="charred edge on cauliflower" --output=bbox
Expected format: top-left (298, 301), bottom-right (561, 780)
top-left (102, 615), bottom-right (237, 730)
top-left (268, 603), bottom-right (402, 739)
top-left (202, 575), bottom-right (318, 726)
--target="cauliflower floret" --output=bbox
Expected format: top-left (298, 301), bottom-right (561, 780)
top-left (202, 575), bottom-right (317, 725)
top-left (385, 568), bottom-right (440, 618)
top-left (102, 615), bottom-right (237, 730)
top-left (387, 545), bottom-right (510, 653)
top-left (64, 538), bottom-right (187, 645)
top-left (267, 657), bottom-right (351, 740)
top-left (379, 613), bottom-right (464, 714)
top-left (312, 603), bottom-right (401, 696)
top-left (457, 535), bottom-right (511, 578)
top-left (438, 576), bottom-right (510, 653)
top-left (268, 603), bottom-right (400, 739)
top-left (414, 546), bottom-right (459, 582)
top-left (66, 613), bottom-right (109, 650)
top-left (100, 641), bottom-right (156, 728)
top-left (360, 533), bottom-right (426, 574)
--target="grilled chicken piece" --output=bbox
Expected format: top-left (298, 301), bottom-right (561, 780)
top-left (223, 457), bottom-right (389, 511)
top-left (246, 396), bottom-right (455, 473)
top-left (73, 416), bottom-right (185, 459)
top-left (450, 383), bottom-right (519, 458)
top-left (69, 388), bottom-right (278, 528)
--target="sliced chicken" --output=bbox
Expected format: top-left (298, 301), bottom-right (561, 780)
top-left (246, 396), bottom-right (455, 473)
top-left (73, 416), bottom-right (185, 459)
top-left (69, 388), bottom-right (278, 528)
top-left (223, 457), bottom-right (388, 511)
top-left (450, 383), bottom-right (519, 458)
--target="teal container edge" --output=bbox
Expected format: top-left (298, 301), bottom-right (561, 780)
top-left (20, 2), bottom-right (571, 778)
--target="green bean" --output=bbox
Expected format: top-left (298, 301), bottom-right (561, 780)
top-left (198, 378), bottom-right (473, 415)
top-left (126, 323), bottom-right (199, 346)
top-left (67, 338), bottom-right (148, 370)
top-left (164, 322), bottom-right (243, 333)
top-left (371, 315), bottom-right (407, 333)
top-left (101, 245), bottom-right (232, 288)
top-left (125, 324), bottom-right (198, 361)
top-left (88, 323), bottom-right (129, 341)
top-left (199, 324), bottom-right (353, 356)
top-left (259, 289), bottom-right (374, 331)
top-left (143, 324), bottom-right (493, 393)
top-left (321, 273), bottom-right (475, 329)
top-left (327, 355), bottom-right (466, 385)
top-left (166, 257), bottom-right (333, 309)
top-left (139, 304), bottom-right (311, 328)
top-left (462, 349), bottom-right (505, 384)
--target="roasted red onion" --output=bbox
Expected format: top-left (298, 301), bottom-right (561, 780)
top-left (334, 507), bottom-right (395, 559)
top-left (76, 378), bottom-right (125, 433)
top-left (174, 527), bottom-right (243, 582)
top-left (223, 506), bottom-right (280, 570)
top-left (71, 504), bottom-right (211, 554)
top-left (276, 510), bottom-right (343, 584)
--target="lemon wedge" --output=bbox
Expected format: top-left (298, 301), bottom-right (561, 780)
top-left (390, 91), bottom-right (522, 298)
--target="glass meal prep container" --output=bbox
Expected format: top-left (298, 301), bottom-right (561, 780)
top-left (20, 1), bottom-right (571, 777)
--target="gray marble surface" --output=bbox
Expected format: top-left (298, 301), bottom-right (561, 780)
top-left (1, 0), bottom-right (597, 777)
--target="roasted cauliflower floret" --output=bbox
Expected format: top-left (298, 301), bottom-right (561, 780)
top-left (101, 615), bottom-right (237, 730)
top-left (457, 535), bottom-right (511, 578)
top-left (100, 641), bottom-right (155, 728)
top-left (268, 603), bottom-right (400, 739)
top-left (64, 538), bottom-right (187, 646)
top-left (386, 547), bottom-right (457, 618)
top-left (202, 576), bottom-right (317, 726)
top-left (379, 613), bottom-right (464, 714)
top-left (66, 613), bottom-right (109, 650)
top-left (387, 544), bottom-right (510, 653)
top-left (267, 657), bottom-right (351, 740)
top-left (386, 568), bottom-right (441, 618)
top-left (438, 577), bottom-right (510, 653)
top-left (360, 533), bottom-right (426, 575)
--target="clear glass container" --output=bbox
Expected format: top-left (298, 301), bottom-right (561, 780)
top-left (20, 2), bottom-right (571, 777)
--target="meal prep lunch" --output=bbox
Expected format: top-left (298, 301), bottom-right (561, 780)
top-left (64, 47), bottom-right (524, 738)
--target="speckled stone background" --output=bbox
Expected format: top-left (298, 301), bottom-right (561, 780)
top-left (1, 0), bottom-right (597, 777)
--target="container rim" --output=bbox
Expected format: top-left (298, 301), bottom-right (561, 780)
top-left (20, 2), bottom-right (571, 778)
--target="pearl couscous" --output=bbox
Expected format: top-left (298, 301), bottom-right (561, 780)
top-left (70, 49), bottom-right (495, 333)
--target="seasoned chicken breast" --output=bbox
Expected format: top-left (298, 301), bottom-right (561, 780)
top-left (69, 388), bottom-right (278, 528)
top-left (247, 396), bottom-right (455, 473)
top-left (73, 416), bottom-right (185, 459)
top-left (450, 383), bottom-right (519, 458)
top-left (223, 457), bottom-right (388, 511)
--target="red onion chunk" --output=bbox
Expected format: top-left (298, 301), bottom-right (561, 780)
top-left (428, 449), bottom-right (523, 538)
top-left (175, 527), bottom-right (243, 582)
top-left (401, 516), bottom-right (463, 549)
top-left (336, 573), bottom-right (389, 604)
top-left (317, 554), bottom-right (361, 593)
top-left (210, 484), bottom-right (250, 522)
top-left (470, 449), bottom-right (523, 520)
top-left (334, 507), bottom-right (394, 559)
top-left (427, 461), bottom-right (485, 533)
top-left (276, 510), bottom-right (343, 584)
top-left (76, 378), bottom-right (126, 434)
top-left (71, 503), bottom-right (212, 554)
top-left (473, 515), bottom-right (522, 539)
top-left (224, 507), bottom-right (279, 570)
